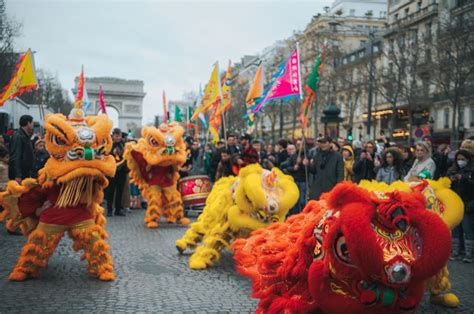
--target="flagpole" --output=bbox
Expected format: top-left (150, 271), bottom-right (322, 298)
top-left (297, 42), bottom-right (310, 202)
top-left (222, 110), bottom-right (228, 149)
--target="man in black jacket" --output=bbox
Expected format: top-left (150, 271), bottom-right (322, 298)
top-left (106, 128), bottom-right (128, 217)
top-left (9, 115), bottom-right (34, 182)
top-left (303, 136), bottom-right (344, 200)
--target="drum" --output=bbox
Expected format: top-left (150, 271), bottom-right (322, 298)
top-left (178, 175), bottom-right (212, 209)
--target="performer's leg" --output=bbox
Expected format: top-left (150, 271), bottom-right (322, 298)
top-left (189, 222), bottom-right (231, 269)
top-left (114, 170), bottom-right (127, 215)
top-left (176, 220), bottom-right (205, 253)
top-left (9, 223), bottom-right (65, 281)
top-left (105, 176), bottom-right (116, 216)
top-left (143, 186), bottom-right (162, 228)
top-left (428, 265), bottom-right (460, 308)
top-left (68, 220), bottom-right (115, 281)
top-left (162, 187), bottom-right (189, 225)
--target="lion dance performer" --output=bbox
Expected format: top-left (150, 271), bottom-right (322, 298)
top-left (124, 122), bottom-right (189, 229)
top-left (233, 181), bottom-right (453, 313)
top-left (0, 103), bottom-right (116, 281)
top-left (360, 178), bottom-right (464, 308)
top-left (176, 164), bottom-right (299, 269)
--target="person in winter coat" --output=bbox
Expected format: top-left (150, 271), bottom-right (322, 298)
top-left (432, 143), bottom-right (450, 179)
top-left (283, 147), bottom-right (307, 216)
top-left (448, 150), bottom-right (474, 263)
top-left (215, 149), bottom-right (234, 181)
top-left (303, 136), bottom-right (344, 200)
top-left (352, 140), bottom-right (376, 183)
top-left (404, 141), bottom-right (436, 182)
top-left (341, 145), bottom-right (354, 181)
top-left (376, 148), bottom-right (405, 184)
top-left (401, 146), bottom-right (414, 175)
top-left (9, 115), bottom-right (35, 181)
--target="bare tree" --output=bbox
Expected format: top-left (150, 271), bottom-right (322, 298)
top-left (19, 69), bottom-right (72, 114)
top-left (0, 0), bottom-right (22, 88)
top-left (426, 16), bottom-right (474, 145)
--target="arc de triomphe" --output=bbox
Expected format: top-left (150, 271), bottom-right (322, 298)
top-left (73, 77), bottom-right (145, 137)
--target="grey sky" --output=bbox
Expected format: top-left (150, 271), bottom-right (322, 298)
top-left (7, 0), bottom-right (332, 124)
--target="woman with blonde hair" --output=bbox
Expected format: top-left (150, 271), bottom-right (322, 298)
top-left (404, 141), bottom-right (436, 181)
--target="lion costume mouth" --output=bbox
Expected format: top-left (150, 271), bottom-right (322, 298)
top-left (55, 175), bottom-right (103, 208)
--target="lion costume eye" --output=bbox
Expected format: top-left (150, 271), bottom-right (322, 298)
top-left (148, 137), bottom-right (159, 147)
top-left (334, 235), bottom-right (352, 265)
top-left (51, 134), bottom-right (67, 146)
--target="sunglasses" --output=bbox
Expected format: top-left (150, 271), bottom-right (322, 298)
top-left (317, 140), bottom-right (327, 143)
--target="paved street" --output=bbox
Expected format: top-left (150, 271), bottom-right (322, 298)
top-left (1, 210), bottom-right (474, 313)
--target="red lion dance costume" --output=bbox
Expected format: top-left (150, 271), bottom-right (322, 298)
top-left (124, 122), bottom-right (189, 228)
top-left (233, 182), bottom-right (451, 313)
top-left (0, 104), bottom-right (116, 281)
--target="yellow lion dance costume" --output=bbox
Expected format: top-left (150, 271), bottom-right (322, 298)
top-left (0, 104), bottom-right (116, 281)
top-left (176, 164), bottom-right (299, 269)
top-left (360, 178), bottom-right (464, 308)
top-left (124, 122), bottom-right (189, 229)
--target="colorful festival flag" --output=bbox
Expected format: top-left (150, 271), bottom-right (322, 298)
top-left (252, 48), bottom-right (301, 113)
top-left (299, 45), bottom-right (326, 129)
top-left (217, 60), bottom-right (232, 116)
top-left (194, 84), bottom-right (208, 128)
top-left (99, 85), bottom-right (107, 114)
top-left (162, 90), bottom-right (168, 123)
top-left (245, 63), bottom-right (264, 128)
top-left (209, 102), bottom-right (222, 143)
top-left (82, 84), bottom-right (91, 110)
top-left (174, 105), bottom-right (183, 122)
top-left (76, 66), bottom-right (85, 102)
top-left (0, 49), bottom-right (38, 106)
top-left (191, 63), bottom-right (221, 121)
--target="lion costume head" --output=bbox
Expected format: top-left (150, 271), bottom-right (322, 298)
top-left (176, 163), bottom-right (299, 269)
top-left (233, 182), bottom-right (451, 313)
top-left (124, 122), bottom-right (186, 190)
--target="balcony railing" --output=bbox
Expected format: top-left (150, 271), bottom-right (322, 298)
top-left (390, 3), bottom-right (438, 27)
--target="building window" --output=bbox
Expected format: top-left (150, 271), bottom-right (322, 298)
top-left (417, 1), bottom-right (422, 10)
top-left (394, 13), bottom-right (399, 21)
top-left (460, 107), bottom-right (464, 127)
top-left (405, 8), bottom-right (410, 16)
top-left (444, 108), bottom-right (450, 129)
top-left (350, 9), bottom-right (355, 16)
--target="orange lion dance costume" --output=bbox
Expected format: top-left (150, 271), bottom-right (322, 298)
top-left (124, 122), bottom-right (189, 229)
top-left (0, 103), bottom-right (116, 281)
top-left (233, 182), bottom-right (451, 313)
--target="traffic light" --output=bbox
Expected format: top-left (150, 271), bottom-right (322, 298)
top-left (347, 129), bottom-right (353, 142)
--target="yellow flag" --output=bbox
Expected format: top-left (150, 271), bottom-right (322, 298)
top-left (0, 49), bottom-right (38, 106)
top-left (217, 60), bottom-right (232, 116)
top-left (191, 63), bottom-right (221, 120)
top-left (245, 63), bottom-right (264, 125)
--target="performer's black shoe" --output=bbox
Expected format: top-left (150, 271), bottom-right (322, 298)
top-left (115, 210), bottom-right (126, 216)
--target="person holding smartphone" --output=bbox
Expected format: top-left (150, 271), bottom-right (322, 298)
top-left (352, 140), bottom-right (377, 183)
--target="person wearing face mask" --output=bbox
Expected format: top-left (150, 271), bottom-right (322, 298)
top-left (447, 149), bottom-right (474, 263)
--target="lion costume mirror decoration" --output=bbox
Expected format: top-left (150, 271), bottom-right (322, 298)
top-left (0, 103), bottom-right (116, 281)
